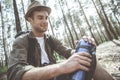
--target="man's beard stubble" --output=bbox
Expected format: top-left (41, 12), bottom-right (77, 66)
top-left (34, 27), bottom-right (47, 33)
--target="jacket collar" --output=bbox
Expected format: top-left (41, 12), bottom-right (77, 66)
top-left (28, 31), bottom-right (49, 40)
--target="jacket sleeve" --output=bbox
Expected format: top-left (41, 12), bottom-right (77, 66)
top-left (51, 36), bottom-right (73, 58)
top-left (7, 35), bottom-right (34, 80)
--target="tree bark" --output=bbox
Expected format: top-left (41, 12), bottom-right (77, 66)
top-left (48, 19), bottom-right (55, 36)
top-left (94, 20), bottom-right (104, 43)
top-left (109, 16), bottom-right (120, 36)
top-left (96, 20), bottom-right (108, 41)
top-left (73, 14), bottom-right (86, 38)
top-left (58, 0), bottom-right (75, 48)
top-left (64, 0), bottom-right (79, 40)
top-left (0, 2), bottom-right (8, 66)
top-left (0, 2), bottom-right (1, 12)
top-left (91, 0), bottom-right (112, 41)
top-left (74, 15), bottom-right (86, 37)
top-left (21, 0), bottom-right (28, 30)
top-left (78, 0), bottom-right (98, 45)
top-left (108, 4), bottom-right (120, 26)
top-left (98, 0), bottom-right (118, 39)
top-left (31, 0), bottom-right (34, 3)
top-left (64, 25), bottom-right (73, 48)
top-left (13, 0), bottom-right (22, 33)
top-left (108, 4), bottom-right (120, 36)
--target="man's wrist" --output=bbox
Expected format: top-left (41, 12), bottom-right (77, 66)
top-left (58, 60), bottom-right (68, 74)
top-left (48, 62), bottom-right (66, 78)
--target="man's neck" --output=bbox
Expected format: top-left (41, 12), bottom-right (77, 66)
top-left (32, 30), bottom-right (44, 37)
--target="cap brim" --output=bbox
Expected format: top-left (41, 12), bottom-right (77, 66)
top-left (25, 6), bottom-right (51, 21)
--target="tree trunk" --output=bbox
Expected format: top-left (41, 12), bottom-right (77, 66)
top-left (13, 0), bottom-right (22, 33)
top-left (0, 2), bottom-right (8, 66)
top-left (108, 4), bottom-right (120, 36)
top-left (91, 0), bottom-right (113, 41)
top-left (21, 0), bottom-right (28, 30)
top-left (96, 21), bottom-right (109, 41)
top-left (77, 23), bottom-right (85, 37)
top-left (58, 0), bottom-right (75, 48)
top-left (57, 17), bottom-right (73, 47)
top-left (63, 13), bottom-right (76, 48)
top-left (31, 0), bottom-right (34, 3)
top-left (74, 14), bottom-right (86, 37)
top-left (49, 19), bottom-right (55, 36)
top-left (98, 0), bottom-right (118, 39)
top-left (108, 4), bottom-right (120, 26)
top-left (114, 14), bottom-right (120, 27)
top-left (42, 0), bottom-right (55, 36)
top-left (92, 19), bottom-right (104, 43)
top-left (96, 20), bottom-right (108, 41)
top-left (113, 14), bottom-right (120, 34)
top-left (64, 0), bottom-right (79, 40)
top-left (64, 25), bottom-right (73, 48)
top-left (109, 16), bottom-right (120, 36)
top-left (78, 0), bottom-right (98, 45)
top-left (0, 2), bottom-right (1, 12)
top-left (114, 15), bottom-right (120, 26)
top-left (100, 13), bottom-right (114, 39)
top-left (76, 22), bottom-right (82, 38)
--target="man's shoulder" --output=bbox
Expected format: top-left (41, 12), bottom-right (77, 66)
top-left (15, 31), bottom-right (30, 39)
top-left (14, 32), bottom-right (29, 45)
top-left (16, 32), bottom-right (28, 40)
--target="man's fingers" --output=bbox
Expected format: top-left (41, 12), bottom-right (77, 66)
top-left (74, 54), bottom-right (91, 63)
top-left (78, 59), bottom-right (91, 67)
top-left (90, 38), bottom-right (96, 46)
top-left (78, 64), bottom-right (89, 71)
top-left (77, 52), bottom-right (92, 58)
top-left (73, 54), bottom-right (90, 71)
top-left (79, 56), bottom-right (92, 63)
top-left (82, 36), bottom-right (96, 46)
top-left (83, 36), bottom-right (88, 41)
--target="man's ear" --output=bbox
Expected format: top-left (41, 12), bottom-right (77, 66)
top-left (27, 17), bottom-right (33, 23)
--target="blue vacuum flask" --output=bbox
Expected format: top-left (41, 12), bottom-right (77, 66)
top-left (72, 39), bottom-right (96, 80)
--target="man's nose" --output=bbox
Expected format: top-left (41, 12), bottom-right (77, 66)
top-left (43, 19), bottom-right (48, 24)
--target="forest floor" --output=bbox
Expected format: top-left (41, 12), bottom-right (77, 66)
top-left (96, 39), bottom-right (120, 75)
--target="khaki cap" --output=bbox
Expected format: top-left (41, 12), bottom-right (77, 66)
top-left (25, 0), bottom-right (51, 20)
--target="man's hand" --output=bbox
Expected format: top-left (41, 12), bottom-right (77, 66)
top-left (72, 36), bottom-right (96, 55)
top-left (59, 52), bottom-right (92, 74)
top-left (83, 36), bottom-right (96, 46)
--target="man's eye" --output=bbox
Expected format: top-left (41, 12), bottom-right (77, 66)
top-left (46, 17), bottom-right (48, 20)
top-left (39, 17), bottom-right (42, 19)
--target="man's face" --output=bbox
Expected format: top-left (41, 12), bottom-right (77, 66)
top-left (29, 10), bottom-right (49, 33)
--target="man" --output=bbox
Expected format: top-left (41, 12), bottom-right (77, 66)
top-left (7, 1), bottom-right (113, 80)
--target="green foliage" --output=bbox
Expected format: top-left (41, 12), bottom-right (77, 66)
top-left (5, 0), bottom-right (13, 7)
top-left (0, 66), bottom-right (7, 74)
top-left (54, 52), bottom-right (65, 61)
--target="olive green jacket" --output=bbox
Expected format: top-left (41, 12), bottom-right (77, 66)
top-left (7, 31), bottom-right (72, 80)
